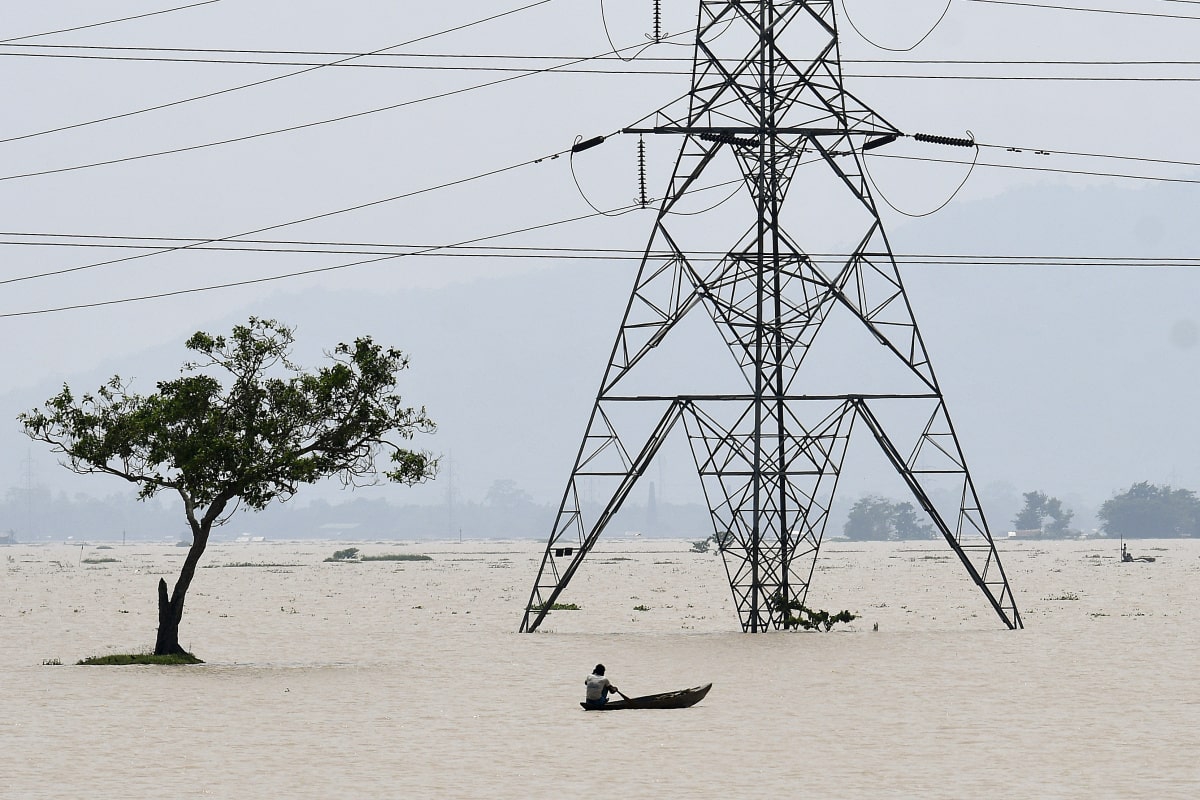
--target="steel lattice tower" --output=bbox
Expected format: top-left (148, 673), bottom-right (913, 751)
top-left (520, 0), bottom-right (1022, 632)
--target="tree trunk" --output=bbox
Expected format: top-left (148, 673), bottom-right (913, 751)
top-left (154, 578), bottom-right (187, 655)
top-left (154, 525), bottom-right (211, 656)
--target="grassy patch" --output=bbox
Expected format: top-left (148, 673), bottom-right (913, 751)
top-left (1047, 592), bottom-right (1080, 601)
top-left (42, 658), bottom-right (62, 666)
top-left (530, 602), bottom-right (580, 612)
top-left (81, 557), bottom-right (120, 564)
top-left (633, 604), bottom-right (651, 612)
top-left (204, 562), bottom-right (301, 568)
top-left (78, 652), bottom-right (203, 666)
top-left (361, 553), bottom-right (432, 562)
top-left (324, 547), bottom-right (360, 562)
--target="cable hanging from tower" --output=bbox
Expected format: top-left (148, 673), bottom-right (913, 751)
top-left (599, 0), bottom-right (667, 62)
top-left (861, 131), bottom-right (981, 218)
top-left (839, 0), bottom-right (953, 52)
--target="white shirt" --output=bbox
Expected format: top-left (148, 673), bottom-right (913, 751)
top-left (585, 673), bottom-right (613, 701)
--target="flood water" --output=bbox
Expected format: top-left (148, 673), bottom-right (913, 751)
top-left (2, 538), bottom-right (1197, 798)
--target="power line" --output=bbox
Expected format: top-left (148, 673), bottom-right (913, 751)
top-left (2, 233), bottom-right (1199, 267)
top-left (1, 135), bottom-right (1195, 287)
top-left (9, 44), bottom-right (1200, 68)
top-left (972, 140), bottom-right (1200, 170)
top-left (6, 241), bottom-right (1193, 320)
top-left (0, 142), bottom-right (590, 287)
top-left (0, 173), bottom-right (755, 309)
top-left (0, 33), bottom-right (687, 182)
top-left (9, 46), bottom-right (1200, 81)
top-left (0, 199), bottom-right (649, 319)
top-left (0, 0), bottom-right (560, 145)
top-left (0, 1), bottom-right (221, 44)
top-left (0, 49), bottom-right (690, 74)
top-left (868, 149), bottom-right (1200, 185)
top-left (965, 0), bottom-right (1200, 20)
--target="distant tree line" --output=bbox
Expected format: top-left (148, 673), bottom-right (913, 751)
top-left (1013, 483), bottom-right (1200, 539)
top-left (839, 482), bottom-right (1200, 541)
top-left (842, 496), bottom-right (933, 541)
top-left (9, 482), bottom-right (1197, 544)
top-left (1098, 482), bottom-right (1200, 539)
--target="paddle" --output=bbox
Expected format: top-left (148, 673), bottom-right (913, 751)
top-left (614, 689), bottom-right (632, 703)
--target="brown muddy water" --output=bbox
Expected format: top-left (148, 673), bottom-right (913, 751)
top-left (2, 538), bottom-right (1197, 798)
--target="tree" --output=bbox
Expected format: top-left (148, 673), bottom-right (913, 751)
top-left (844, 496), bottom-right (894, 540)
top-left (1013, 491), bottom-right (1048, 531)
top-left (843, 495), bottom-right (933, 541)
top-left (1012, 491), bottom-right (1075, 537)
top-left (891, 501), bottom-right (934, 540)
top-left (1099, 482), bottom-right (1200, 539)
top-left (1043, 496), bottom-right (1074, 536)
top-left (19, 318), bottom-right (436, 656)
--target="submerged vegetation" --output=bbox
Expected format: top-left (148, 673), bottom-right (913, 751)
top-left (78, 652), bottom-right (203, 666)
top-left (361, 553), bottom-right (432, 562)
top-left (771, 595), bottom-right (858, 631)
top-left (530, 602), bottom-right (580, 612)
top-left (324, 547), bottom-right (431, 562)
top-left (325, 547), bottom-right (361, 562)
top-left (691, 532), bottom-right (734, 553)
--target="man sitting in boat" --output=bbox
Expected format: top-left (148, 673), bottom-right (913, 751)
top-left (584, 664), bottom-right (619, 708)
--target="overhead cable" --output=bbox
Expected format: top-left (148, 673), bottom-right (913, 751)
top-left (965, 0), bottom-right (1200, 21)
top-left (0, 195), bottom-right (656, 318)
top-left (4, 232), bottom-right (1200, 268)
top-left (839, 0), bottom-right (953, 52)
top-left (0, 144), bottom-right (584, 287)
top-left (0, 1), bottom-right (221, 44)
top-left (11, 48), bottom-right (1200, 82)
top-left (866, 150), bottom-right (1200, 185)
top-left (0, 32), bottom-right (690, 181)
top-left (0, 0), bottom-right (560, 145)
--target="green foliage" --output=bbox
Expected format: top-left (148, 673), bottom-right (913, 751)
top-left (19, 318), bottom-right (436, 655)
top-left (633, 604), bottom-right (650, 612)
top-left (360, 553), bottom-right (432, 561)
top-left (530, 602), bottom-right (580, 612)
top-left (78, 652), bottom-right (203, 665)
top-left (1013, 491), bottom-right (1075, 536)
top-left (81, 557), bottom-right (120, 564)
top-left (843, 496), bottom-right (933, 541)
top-left (771, 594), bottom-right (857, 631)
top-left (42, 658), bottom-right (62, 666)
top-left (691, 531), bottom-right (734, 553)
top-left (1099, 482), bottom-right (1200, 539)
top-left (19, 318), bottom-right (436, 515)
top-left (325, 547), bottom-right (361, 562)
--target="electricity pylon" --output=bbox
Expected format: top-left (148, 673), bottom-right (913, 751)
top-left (520, 0), bottom-right (1022, 632)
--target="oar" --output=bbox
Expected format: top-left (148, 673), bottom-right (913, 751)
top-left (614, 689), bottom-right (632, 703)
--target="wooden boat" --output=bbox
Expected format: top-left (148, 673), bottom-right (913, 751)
top-left (580, 683), bottom-right (712, 711)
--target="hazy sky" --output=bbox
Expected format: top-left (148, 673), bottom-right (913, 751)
top-left (2, 1), bottom-right (1198, 522)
